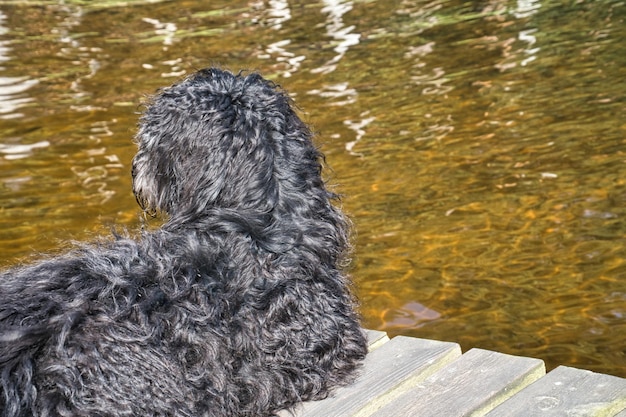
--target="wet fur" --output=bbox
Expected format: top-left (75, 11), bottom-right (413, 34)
top-left (0, 68), bottom-right (367, 416)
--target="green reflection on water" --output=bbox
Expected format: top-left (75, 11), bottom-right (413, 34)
top-left (0, 0), bottom-right (625, 377)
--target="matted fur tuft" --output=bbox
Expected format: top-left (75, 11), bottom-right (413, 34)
top-left (0, 68), bottom-right (367, 417)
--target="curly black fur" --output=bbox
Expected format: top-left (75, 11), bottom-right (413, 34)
top-left (0, 68), bottom-right (367, 416)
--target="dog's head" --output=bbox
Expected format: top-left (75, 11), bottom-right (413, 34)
top-left (132, 68), bottom-right (349, 261)
top-left (132, 68), bottom-right (323, 222)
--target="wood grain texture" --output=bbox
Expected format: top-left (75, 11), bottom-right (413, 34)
top-left (485, 365), bottom-right (626, 417)
top-left (370, 348), bottom-right (545, 417)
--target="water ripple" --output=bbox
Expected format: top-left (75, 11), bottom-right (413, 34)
top-left (0, 10), bottom-right (37, 119)
top-left (0, 140), bottom-right (49, 160)
top-left (311, 0), bottom-right (360, 74)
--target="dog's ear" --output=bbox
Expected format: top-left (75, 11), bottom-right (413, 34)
top-left (131, 152), bottom-right (158, 216)
top-left (132, 123), bottom-right (185, 218)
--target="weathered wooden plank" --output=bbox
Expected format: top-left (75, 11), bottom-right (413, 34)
top-left (288, 336), bottom-right (461, 417)
top-left (370, 348), bottom-right (545, 417)
top-left (485, 365), bottom-right (626, 417)
top-left (364, 329), bottom-right (389, 351)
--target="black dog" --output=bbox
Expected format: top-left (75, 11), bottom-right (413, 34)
top-left (0, 68), bottom-right (367, 416)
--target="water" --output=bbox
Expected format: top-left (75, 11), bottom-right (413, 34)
top-left (0, 0), bottom-right (625, 377)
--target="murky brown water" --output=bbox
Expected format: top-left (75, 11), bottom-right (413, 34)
top-left (1, 0), bottom-right (625, 377)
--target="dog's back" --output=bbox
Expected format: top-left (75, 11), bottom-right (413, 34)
top-left (0, 238), bottom-right (195, 416)
top-left (0, 68), bottom-right (367, 417)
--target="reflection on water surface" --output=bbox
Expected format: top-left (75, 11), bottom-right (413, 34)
top-left (0, 0), bottom-right (625, 377)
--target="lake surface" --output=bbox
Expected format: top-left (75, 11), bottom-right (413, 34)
top-left (1, 0), bottom-right (625, 377)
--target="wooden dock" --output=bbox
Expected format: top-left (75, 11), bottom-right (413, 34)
top-left (280, 330), bottom-right (626, 417)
